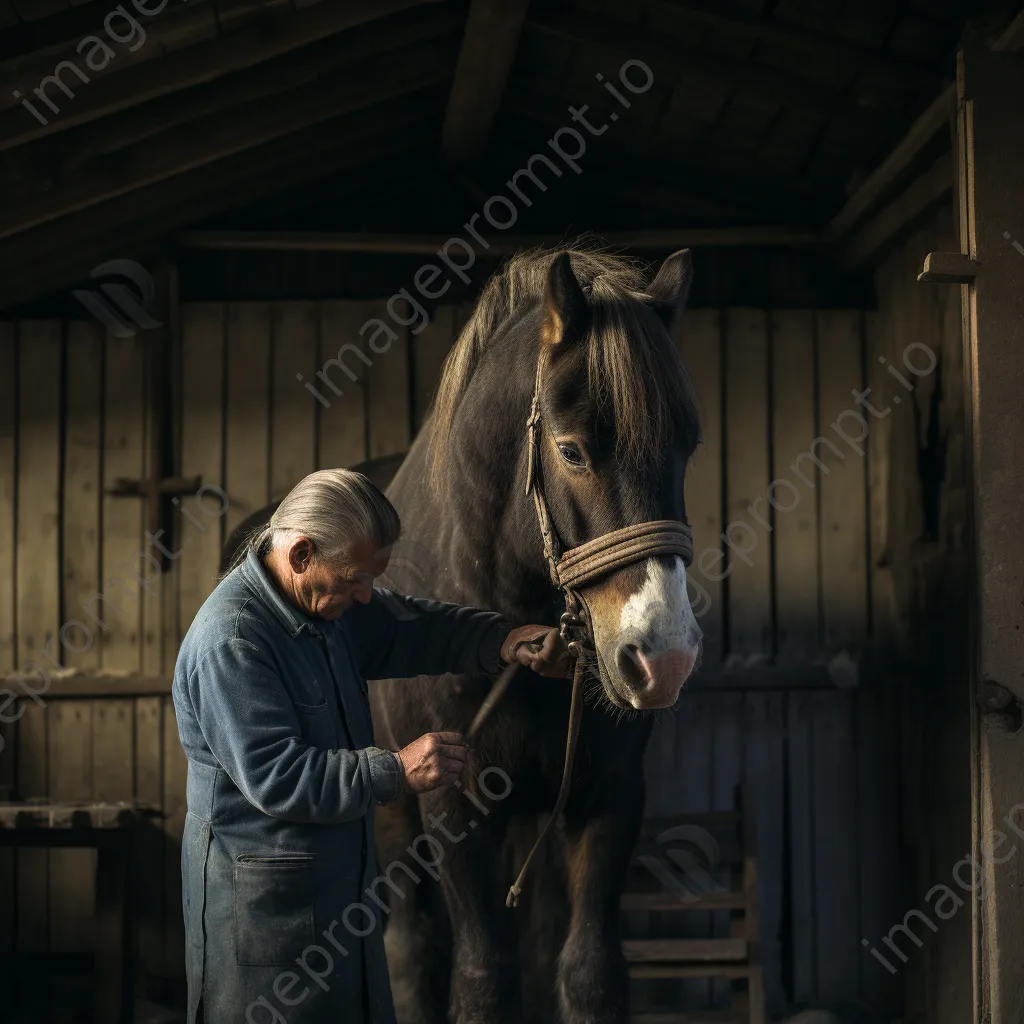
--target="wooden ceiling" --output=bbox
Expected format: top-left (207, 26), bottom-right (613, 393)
top-left (0, 0), bottom-right (1018, 308)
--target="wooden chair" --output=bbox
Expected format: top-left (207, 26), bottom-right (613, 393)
top-left (622, 786), bottom-right (765, 1024)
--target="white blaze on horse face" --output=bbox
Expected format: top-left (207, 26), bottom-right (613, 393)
top-left (619, 556), bottom-right (703, 666)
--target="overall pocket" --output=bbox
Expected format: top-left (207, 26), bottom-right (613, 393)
top-left (294, 697), bottom-right (335, 748)
top-left (233, 853), bottom-right (316, 966)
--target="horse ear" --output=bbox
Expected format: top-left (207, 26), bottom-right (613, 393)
top-left (542, 253), bottom-right (590, 346)
top-left (648, 249), bottom-right (694, 331)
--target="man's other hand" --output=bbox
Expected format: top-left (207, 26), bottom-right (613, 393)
top-left (501, 625), bottom-right (575, 678)
top-left (396, 732), bottom-right (469, 793)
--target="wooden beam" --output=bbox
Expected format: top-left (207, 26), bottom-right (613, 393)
top-left (0, 42), bottom-right (454, 241)
top-left (6, 674), bottom-right (172, 698)
top-left (662, 0), bottom-right (941, 86)
top-left (527, 7), bottom-right (842, 119)
top-left (441, 0), bottom-right (530, 165)
top-left (836, 154), bottom-right (953, 270)
top-left (829, 83), bottom-right (956, 238)
top-left (0, 98), bottom-right (441, 307)
top-left (992, 6), bottom-right (1024, 51)
top-left (5, 655), bottom-right (864, 698)
top-left (9, 2), bottom-right (462, 186)
top-left (0, 0), bottom-right (160, 63)
top-left (177, 227), bottom-right (823, 254)
top-left (0, 0), bottom-right (278, 71)
top-left (0, 0), bottom-right (431, 152)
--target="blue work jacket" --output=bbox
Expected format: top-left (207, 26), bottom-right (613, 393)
top-left (172, 548), bottom-right (509, 1024)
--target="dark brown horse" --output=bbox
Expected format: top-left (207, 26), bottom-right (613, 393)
top-left (223, 247), bottom-right (704, 1024)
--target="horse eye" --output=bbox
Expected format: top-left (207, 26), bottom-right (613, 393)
top-left (557, 442), bottom-right (586, 467)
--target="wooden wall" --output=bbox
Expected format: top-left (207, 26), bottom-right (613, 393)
top-left (0, 296), bottom-right (908, 1020)
top-left (866, 204), bottom-right (973, 1024)
top-left (0, 300), bottom-right (462, 1017)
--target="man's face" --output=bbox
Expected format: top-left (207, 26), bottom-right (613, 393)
top-left (288, 537), bottom-right (391, 620)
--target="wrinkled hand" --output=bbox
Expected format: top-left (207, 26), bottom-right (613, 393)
top-left (396, 732), bottom-right (469, 794)
top-left (501, 625), bottom-right (575, 679)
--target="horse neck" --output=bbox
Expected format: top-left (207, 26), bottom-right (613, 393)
top-left (403, 330), bottom-right (557, 621)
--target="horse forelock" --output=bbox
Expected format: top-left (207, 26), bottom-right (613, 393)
top-left (426, 244), bottom-right (701, 487)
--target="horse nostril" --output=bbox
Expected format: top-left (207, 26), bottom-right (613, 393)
top-left (616, 643), bottom-right (649, 691)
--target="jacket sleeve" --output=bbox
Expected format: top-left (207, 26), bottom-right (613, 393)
top-left (345, 588), bottom-right (512, 680)
top-left (186, 637), bottom-right (404, 822)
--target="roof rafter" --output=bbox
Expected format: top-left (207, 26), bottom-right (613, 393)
top-left (0, 101), bottom-right (440, 307)
top-left (0, 0), bottom-right (433, 152)
top-left (528, 7), bottom-right (842, 120)
top-left (6, 5), bottom-right (462, 189)
top-left (0, 42), bottom-right (454, 241)
top-left (441, 0), bottom-right (531, 165)
top-left (661, 0), bottom-right (942, 87)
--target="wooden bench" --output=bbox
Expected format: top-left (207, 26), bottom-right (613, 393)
top-left (0, 801), bottom-right (158, 1024)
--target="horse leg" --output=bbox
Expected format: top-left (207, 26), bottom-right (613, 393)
top-left (420, 786), bottom-right (517, 1024)
top-left (377, 790), bottom-right (450, 1024)
top-left (557, 786), bottom-right (644, 1024)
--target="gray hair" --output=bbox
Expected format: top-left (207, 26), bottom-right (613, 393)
top-left (246, 469), bottom-right (401, 567)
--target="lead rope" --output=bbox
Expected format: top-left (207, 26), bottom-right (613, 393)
top-left (503, 598), bottom-right (587, 908)
top-left (472, 352), bottom-right (694, 909)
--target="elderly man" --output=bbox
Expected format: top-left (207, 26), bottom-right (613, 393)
top-left (172, 469), bottom-right (571, 1024)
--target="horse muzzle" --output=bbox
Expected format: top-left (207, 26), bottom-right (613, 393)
top-left (614, 639), bottom-right (700, 709)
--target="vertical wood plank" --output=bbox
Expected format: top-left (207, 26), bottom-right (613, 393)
top-left (101, 332), bottom-right (147, 673)
top-left (270, 302), bottom-right (318, 499)
top-left (366, 311), bottom-right (411, 460)
top-left (93, 699), bottom-right (134, 803)
top-left (163, 695), bottom-right (188, 984)
top-left (865, 309), bottom-right (896, 648)
top-left (0, 321), bottom-right (15, 673)
top-left (745, 691), bottom-right (786, 1016)
top-left (0, 322), bottom-right (15, 961)
top-left (711, 691), bottom-right (745, 1006)
top-left (16, 700), bottom-right (49, 952)
top-left (49, 701), bottom-right (95, 954)
top-left (855, 684), bottom-right (903, 1016)
top-left (810, 690), bottom-right (860, 1003)
top-left (787, 690), bottom-right (816, 1004)
top-left (673, 695), bottom-right (715, 1008)
top-left (225, 303), bottom-right (271, 538)
top-left (142, 262), bottom-right (180, 680)
top-left (135, 696), bottom-right (164, 980)
top-left (91, 695), bottom-right (135, 982)
top-left (0, 707), bottom-right (12, 959)
top-left (724, 310), bottom-right (772, 659)
top-left (317, 301), bottom-right (369, 469)
top-left (678, 309), bottom-right (723, 666)
top-left (816, 311), bottom-right (868, 650)
top-left (16, 320), bottom-right (62, 666)
top-left (15, 321), bottom-right (61, 970)
top-left (141, 337), bottom-right (164, 682)
top-left (62, 321), bottom-right (104, 673)
top-left (412, 303), bottom-right (458, 431)
top-left (179, 304), bottom-right (225, 637)
top-left (771, 311), bottom-right (820, 663)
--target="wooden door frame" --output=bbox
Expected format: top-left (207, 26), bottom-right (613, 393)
top-left (950, 45), bottom-right (1024, 1024)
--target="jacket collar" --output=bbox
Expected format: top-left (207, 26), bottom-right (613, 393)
top-left (239, 548), bottom-right (318, 636)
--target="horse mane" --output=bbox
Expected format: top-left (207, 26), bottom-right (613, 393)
top-left (426, 244), bottom-right (701, 484)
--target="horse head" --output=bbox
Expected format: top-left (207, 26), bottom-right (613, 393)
top-left (528, 249), bottom-right (704, 711)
